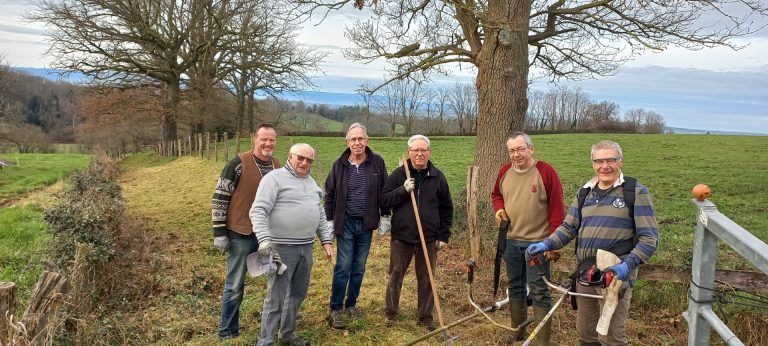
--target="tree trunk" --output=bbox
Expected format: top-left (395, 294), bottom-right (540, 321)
top-left (162, 79), bottom-right (180, 141)
top-left (0, 282), bottom-right (16, 343)
top-left (474, 0), bottom-right (530, 196)
top-left (247, 90), bottom-right (255, 134)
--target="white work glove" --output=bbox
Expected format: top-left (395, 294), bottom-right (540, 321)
top-left (378, 215), bottom-right (392, 236)
top-left (437, 241), bottom-right (448, 251)
top-left (403, 178), bottom-right (415, 192)
top-left (258, 240), bottom-right (272, 256)
top-left (213, 236), bottom-right (229, 253)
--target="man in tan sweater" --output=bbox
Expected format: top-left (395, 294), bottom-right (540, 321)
top-left (490, 132), bottom-right (565, 345)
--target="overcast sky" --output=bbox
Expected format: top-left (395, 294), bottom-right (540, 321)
top-left (1, 2), bottom-right (766, 134)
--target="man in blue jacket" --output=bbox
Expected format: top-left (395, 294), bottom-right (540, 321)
top-left (325, 123), bottom-right (389, 329)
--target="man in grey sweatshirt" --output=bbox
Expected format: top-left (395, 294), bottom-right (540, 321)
top-left (250, 143), bottom-right (333, 346)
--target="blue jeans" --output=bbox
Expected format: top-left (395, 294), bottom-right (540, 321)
top-left (218, 236), bottom-right (259, 338)
top-left (329, 215), bottom-right (373, 311)
top-left (504, 239), bottom-right (553, 308)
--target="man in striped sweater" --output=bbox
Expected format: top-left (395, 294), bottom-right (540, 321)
top-left (527, 140), bottom-right (659, 346)
top-left (211, 123), bottom-right (279, 339)
top-left (491, 132), bottom-right (565, 345)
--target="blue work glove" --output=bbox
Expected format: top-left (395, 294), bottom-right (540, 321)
top-left (607, 262), bottom-right (630, 281)
top-left (525, 242), bottom-right (549, 262)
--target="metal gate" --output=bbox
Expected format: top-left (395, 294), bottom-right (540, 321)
top-left (684, 199), bottom-right (768, 346)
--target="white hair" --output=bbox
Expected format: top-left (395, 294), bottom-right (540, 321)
top-left (289, 143), bottom-right (315, 157)
top-left (346, 122), bottom-right (368, 139)
top-left (407, 134), bottom-right (430, 149)
top-left (590, 140), bottom-right (623, 159)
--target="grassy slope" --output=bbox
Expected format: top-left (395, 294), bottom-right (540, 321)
top-left (115, 134), bottom-right (767, 345)
top-left (0, 153), bottom-right (91, 200)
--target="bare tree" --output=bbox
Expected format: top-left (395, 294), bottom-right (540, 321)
top-left (449, 82), bottom-right (478, 135)
top-left (221, 2), bottom-right (323, 137)
top-left (373, 76), bottom-right (425, 136)
top-left (643, 110), bottom-right (666, 134)
top-left (299, 0), bottom-right (768, 193)
top-left (30, 0), bottom-right (259, 141)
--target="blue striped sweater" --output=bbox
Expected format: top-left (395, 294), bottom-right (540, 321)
top-left (542, 174), bottom-right (658, 282)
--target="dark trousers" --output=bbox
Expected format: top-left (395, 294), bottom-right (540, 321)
top-left (385, 238), bottom-right (437, 324)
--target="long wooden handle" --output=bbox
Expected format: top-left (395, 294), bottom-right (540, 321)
top-left (402, 155), bottom-right (447, 329)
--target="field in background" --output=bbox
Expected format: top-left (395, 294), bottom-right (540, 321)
top-left (0, 153), bottom-right (91, 200)
top-left (104, 134), bottom-right (767, 345)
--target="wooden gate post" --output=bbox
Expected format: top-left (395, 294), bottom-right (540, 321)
top-left (0, 282), bottom-right (16, 343)
top-left (467, 165), bottom-right (480, 260)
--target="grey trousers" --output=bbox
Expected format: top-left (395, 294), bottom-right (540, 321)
top-left (575, 284), bottom-right (634, 346)
top-left (257, 244), bottom-right (313, 346)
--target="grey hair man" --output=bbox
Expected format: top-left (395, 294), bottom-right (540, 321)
top-left (211, 123), bottom-right (278, 339)
top-left (380, 134), bottom-right (454, 332)
top-left (324, 122), bottom-right (389, 329)
top-left (250, 143), bottom-right (333, 346)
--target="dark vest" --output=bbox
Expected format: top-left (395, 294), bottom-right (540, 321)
top-left (226, 151), bottom-right (280, 235)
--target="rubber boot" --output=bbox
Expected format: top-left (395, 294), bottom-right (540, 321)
top-left (533, 306), bottom-right (551, 346)
top-left (510, 298), bottom-right (528, 341)
top-left (579, 341), bottom-right (601, 346)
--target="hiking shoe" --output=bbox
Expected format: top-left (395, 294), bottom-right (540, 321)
top-left (420, 320), bottom-right (436, 332)
top-left (347, 306), bottom-right (363, 319)
top-left (281, 336), bottom-right (309, 346)
top-left (329, 309), bottom-right (346, 329)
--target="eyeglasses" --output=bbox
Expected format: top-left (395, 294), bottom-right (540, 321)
top-left (346, 137), bottom-right (367, 143)
top-left (291, 153), bottom-right (315, 164)
top-left (408, 148), bottom-right (429, 154)
top-left (592, 157), bottom-right (621, 165)
top-left (508, 146), bottom-right (529, 155)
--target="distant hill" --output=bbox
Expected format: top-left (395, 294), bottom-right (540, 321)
top-left (666, 127), bottom-right (766, 136)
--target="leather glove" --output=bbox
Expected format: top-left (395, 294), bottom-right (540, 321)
top-left (378, 215), bottom-right (392, 236)
top-left (607, 262), bottom-right (630, 281)
top-left (494, 209), bottom-right (508, 227)
top-left (436, 241), bottom-right (448, 250)
top-left (544, 250), bottom-right (561, 261)
top-left (524, 242), bottom-right (549, 263)
top-left (258, 240), bottom-right (272, 256)
top-left (213, 236), bottom-right (229, 253)
top-left (403, 178), bottom-right (415, 192)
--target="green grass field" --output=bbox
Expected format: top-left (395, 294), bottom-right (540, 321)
top-left (103, 133), bottom-right (767, 345)
top-left (0, 153), bottom-right (91, 200)
top-left (0, 203), bottom-right (50, 305)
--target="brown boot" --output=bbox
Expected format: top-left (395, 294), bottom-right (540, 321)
top-left (510, 298), bottom-right (529, 341)
top-left (533, 306), bottom-right (551, 345)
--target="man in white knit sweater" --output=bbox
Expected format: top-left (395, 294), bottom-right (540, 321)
top-left (250, 143), bottom-right (333, 346)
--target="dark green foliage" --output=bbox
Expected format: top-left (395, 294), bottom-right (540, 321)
top-left (44, 154), bottom-right (123, 273)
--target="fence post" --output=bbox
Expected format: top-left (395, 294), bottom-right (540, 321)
top-left (466, 165), bottom-right (480, 260)
top-left (214, 133), bottom-right (219, 162)
top-left (18, 271), bottom-right (69, 344)
top-left (235, 132), bottom-right (241, 154)
top-left (687, 200), bottom-right (719, 345)
top-left (206, 132), bottom-right (211, 160)
top-left (0, 282), bottom-right (16, 343)
top-left (224, 132), bottom-right (229, 160)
